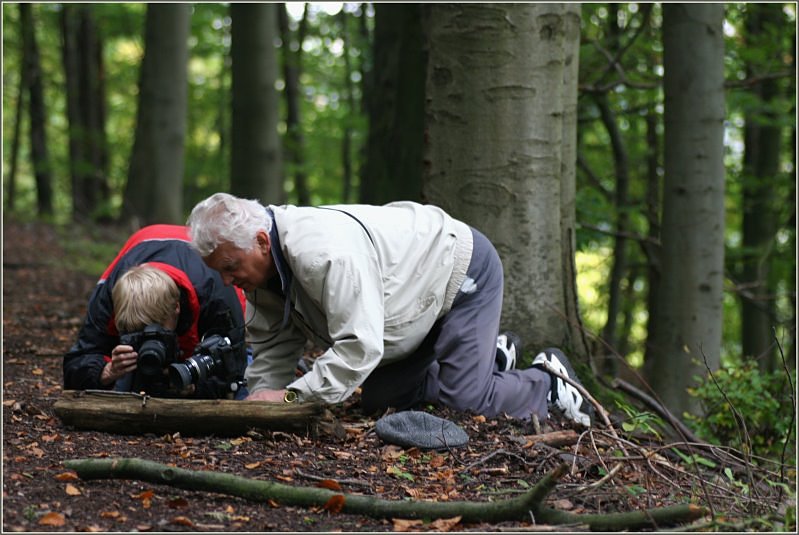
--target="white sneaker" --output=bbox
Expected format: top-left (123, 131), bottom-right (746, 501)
top-left (496, 331), bottom-right (521, 372)
top-left (532, 348), bottom-right (593, 427)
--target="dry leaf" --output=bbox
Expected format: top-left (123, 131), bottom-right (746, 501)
top-left (392, 518), bottom-right (424, 532)
top-left (322, 494), bottom-right (346, 514)
top-left (2, 399), bottom-right (16, 406)
top-left (55, 471), bottom-right (79, 481)
top-left (316, 479), bottom-right (341, 491)
top-left (32, 368), bottom-right (44, 376)
top-left (471, 415), bottom-right (486, 423)
top-left (171, 516), bottom-right (195, 527)
top-left (244, 461), bottom-right (261, 470)
top-left (429, 516), bottom-right (462, 532)
top-left (167, 497), bottom-right (189, 509)
top-left (38, 512), bottom-right (66, 527)
top-left (99, 511), bottom-right (121, 519)
top-left (65, 483), bottom-right (82, 496)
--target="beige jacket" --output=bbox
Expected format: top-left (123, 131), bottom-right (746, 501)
top-left (244, 201), bottom-right (473, 403)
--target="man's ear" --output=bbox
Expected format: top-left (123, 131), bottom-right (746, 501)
top-left (255, 230), bottom-right (271, 255)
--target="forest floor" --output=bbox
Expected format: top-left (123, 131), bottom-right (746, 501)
top-left (2, 215), bottom-right (794, 532)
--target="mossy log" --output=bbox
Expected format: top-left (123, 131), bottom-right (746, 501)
top-left (54, 390), bottom-right (322, 436)
top-left (64, 457), bottom-right (710, 529)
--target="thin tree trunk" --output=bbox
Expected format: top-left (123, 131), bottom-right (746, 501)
top-left (61, 4), bottom-right (87, 218)
top-left (361, 3), bottom-right (425, 205)
top-left (20, 3), bottom-right (53, 216)
top-left (278, 3), bottom-right (309, 205)
top-left (741, 3), bottom-right (782, 373)
top-left (340, 8), bottom-right (355, 204)
top-left (596, 93), bottom-right (630, 376)
top-left (649, 4), bottom-right (726, 417)
top-left (123, 3), bottom-right (190, 225)
top-left (6, 34), bottom-right (26, 212)
top-left (230, 3), bottom-right (284, 203)
top-left (642, 105), bottom-right (662, 375)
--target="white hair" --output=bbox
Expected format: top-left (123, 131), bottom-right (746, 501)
top-left (187, 192), bottom-right (272, 257)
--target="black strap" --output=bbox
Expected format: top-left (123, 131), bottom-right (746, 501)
top-left (317, 206), bottom-right (376, 247)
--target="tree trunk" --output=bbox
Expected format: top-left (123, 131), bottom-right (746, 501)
top-left (278, 3), bottom-right (309, 205)
top-left (20, 3), bottom-right (53, 216)
top-left (741, 3), bottom-right (782, 373)
top-left (423, 4), bottom-right (585, 355)
top-left (340, 8), bottom-right (356, 204)
top-left (64, 457), bottom-right (709, 529)
top-left (5, 31), bottom-right (26, 212)
top-left (230, 3), bottom-right (284, 203)
top-left (596, 93), bottom-right (630, 376)
top-left (642, 105), bottom-right (662, 376)
top-left (78, 5), bottom-right (110, 213)
top-left (123, 3), bottom-right (190, 226)
top-left (54, 390), bottom-right (322, 436)
top-left (360, 3), bottom-right (425, 205)
top-left (648, 4), bottom-right (726, 417)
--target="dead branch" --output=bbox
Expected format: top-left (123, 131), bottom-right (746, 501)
top-left (54, 390), bottom-right (323, 436)
top-left (64, 457), bottom-right (709, 529)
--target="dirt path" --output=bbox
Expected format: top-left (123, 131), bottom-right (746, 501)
top-left (2, 216), bottom-right (779, 532)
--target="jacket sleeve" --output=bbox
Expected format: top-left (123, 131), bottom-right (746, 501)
top-left (244, 289), bottom-right (306, 393)
top-left (287, 251), bottom-right (385, 404)
top-left (62, 285), bottom-right (116, 390)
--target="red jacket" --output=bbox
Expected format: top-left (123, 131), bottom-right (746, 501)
top-left (63, 225), bottom-right (247, 397)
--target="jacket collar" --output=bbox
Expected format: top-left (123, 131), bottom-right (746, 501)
top-left (266, 207), bottom-right (293, 328)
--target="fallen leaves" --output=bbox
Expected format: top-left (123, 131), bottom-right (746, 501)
top-left (38, 512), bottom-right (66, 527)
top-left (65, 483), bottom-right (82, 496)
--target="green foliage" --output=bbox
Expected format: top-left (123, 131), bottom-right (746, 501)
top-left (686, 361), bottom-right (796, 460)
top-left (615, 400), bottom-right (664, 440)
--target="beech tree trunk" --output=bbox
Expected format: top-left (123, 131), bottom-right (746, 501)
top-left (123, 3), bottom-right (190, 225)
top-left (423, 4), bottom-right (586, 356)
top-left (230, 3), bottom-right (284, 203)
top-left (648, 4), bottom-right (726, 417)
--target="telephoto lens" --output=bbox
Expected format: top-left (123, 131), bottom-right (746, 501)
top-left (168, 353), bottom-right (216, 388)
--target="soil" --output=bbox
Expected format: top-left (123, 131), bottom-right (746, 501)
top-left (1, 216), bottom-right (789, 532)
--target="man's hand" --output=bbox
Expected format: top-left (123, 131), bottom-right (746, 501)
top-left (100, 344), bottom-right (138, 385)
top-left (245, 389), bottom-right (287, 402)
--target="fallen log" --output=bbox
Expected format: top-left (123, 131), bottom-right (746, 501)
top-left (64, 457), bottom-right (710, 529)
top-left (54, 390), bottom-right (323, 436)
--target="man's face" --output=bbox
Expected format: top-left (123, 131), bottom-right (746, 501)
top-left (205, 231), bottom-right (274, 292)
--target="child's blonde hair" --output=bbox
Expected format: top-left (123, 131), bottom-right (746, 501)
top-left (112, 265), bottom-right (180, 333)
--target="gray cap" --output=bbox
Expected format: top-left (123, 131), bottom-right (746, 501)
top-left (375, 411), bottom-right (469, 449)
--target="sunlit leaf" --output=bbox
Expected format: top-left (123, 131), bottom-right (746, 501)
top-left (65, 483), bottom-right (82, 496)
top-left (55, 471), bottom-right (79, 481)
top-left (38, 512), bottom-right (65, 526)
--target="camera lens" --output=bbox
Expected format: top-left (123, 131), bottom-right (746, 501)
top-left (138, 339), bottom-right (168, 376)
top-left (168, 354), bottom-right (216, 389)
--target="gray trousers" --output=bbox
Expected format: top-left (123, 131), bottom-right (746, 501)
top-left (361, 228), bottom-right (551, 420)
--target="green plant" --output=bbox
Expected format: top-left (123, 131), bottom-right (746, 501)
top-left (615, 400), bottom-right (665, 440)
top-left (687, 361), bottom-right (796, 460)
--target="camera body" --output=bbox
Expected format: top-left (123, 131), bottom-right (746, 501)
top-left (119, 325), bottom-right (245, 397)
top-left (168, 334), bottom-right (244, 394)
top-left (119, 324), bottom-right (179, 378)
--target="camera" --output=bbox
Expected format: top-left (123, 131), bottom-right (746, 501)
top-left (119, 324), bottom-right (179, 377)
top-left (168, 334), bottom-right (237, 391)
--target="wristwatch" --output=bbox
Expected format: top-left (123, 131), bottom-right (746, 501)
top-left (283, 389), bottom-right (299, 403)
